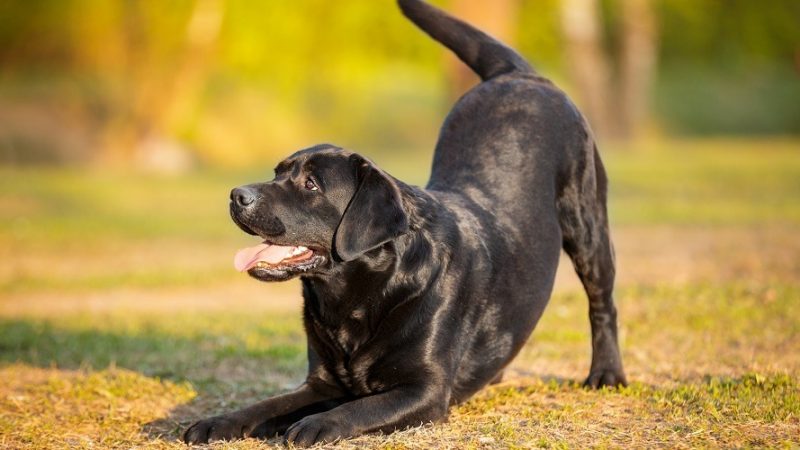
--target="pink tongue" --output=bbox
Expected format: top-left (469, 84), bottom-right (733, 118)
top-left (233, 242), bottom-right (295, 272)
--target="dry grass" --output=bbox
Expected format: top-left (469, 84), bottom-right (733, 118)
top-left (0, 365), bottom-right (195, 450)
top-left (1, 140), bottom-right (799, 448)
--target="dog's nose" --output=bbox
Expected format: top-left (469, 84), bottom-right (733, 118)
top-left (231, 187), bottom-right (257, 208)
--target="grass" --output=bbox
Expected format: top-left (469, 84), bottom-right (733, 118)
top-left (605, 138), bottom-right (800, 225)
top-left (1, 284), bottom-right (797, 448)
top-left (1, 137), bottom-right (799, 448)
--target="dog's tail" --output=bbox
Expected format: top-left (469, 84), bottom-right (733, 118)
top-left (398, 0), bottom-right (534, 81)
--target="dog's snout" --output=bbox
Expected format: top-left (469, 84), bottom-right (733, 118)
top-left (229, 184), bottom-right (285, 237)
top-left (231, 187), bottom-right (257, 208)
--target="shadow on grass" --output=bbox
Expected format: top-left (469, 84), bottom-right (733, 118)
top-left (0, 317), bottom-right (307, 443)
top-left (6, 317), bottom-right (795, 447)
top-left (142, 400), bottom-right (213, 443)
top-left (506, 367), bottom-right (583, 387)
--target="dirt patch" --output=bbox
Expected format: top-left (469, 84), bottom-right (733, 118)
top-left (3, 224), bottom-right (797, 317)
top-left (555, 224), bottom-right (800, 291)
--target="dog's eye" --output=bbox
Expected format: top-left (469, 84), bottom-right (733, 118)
top-left (304, 178), bottom-right (319, 191)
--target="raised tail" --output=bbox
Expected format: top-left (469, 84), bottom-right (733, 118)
top-left (398, 0), bottom-right (534, 81)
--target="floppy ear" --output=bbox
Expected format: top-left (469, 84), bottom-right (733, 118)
top-left (334, 156), bottom-right (409, 262)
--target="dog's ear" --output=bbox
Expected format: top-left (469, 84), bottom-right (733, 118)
top-left (334, 155), bottom-right (409, 262)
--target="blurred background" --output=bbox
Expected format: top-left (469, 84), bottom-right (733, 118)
top-left (0, 0), bottom-right (797, 169)
top-left (1, 2), bottom-right (799, 448)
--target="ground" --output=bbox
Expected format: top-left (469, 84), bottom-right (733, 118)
top-left (1, 138), bottom-right (799, 449)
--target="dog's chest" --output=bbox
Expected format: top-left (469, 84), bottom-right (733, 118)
top-left (311, 311), bottom-right (385, 395)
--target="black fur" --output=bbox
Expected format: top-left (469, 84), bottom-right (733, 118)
top-left (184, 0), bottom-right (626, 446)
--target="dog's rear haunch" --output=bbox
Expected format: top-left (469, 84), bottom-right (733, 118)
top-left (184, 0), bottom-right (626, 446)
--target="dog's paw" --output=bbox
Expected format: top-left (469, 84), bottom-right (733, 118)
top-left (584, 368), bottom-right (627, 389)
top-left (183, 415), bottom-right (247, 444)
top-left (283, 413), bottom-right (355, 447)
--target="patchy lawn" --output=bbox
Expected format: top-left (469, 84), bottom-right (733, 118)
top-left (1, 138), bottom-right (799, 448)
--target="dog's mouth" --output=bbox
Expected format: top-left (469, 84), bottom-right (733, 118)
top-left (233, 241), bottom-right (325, 281)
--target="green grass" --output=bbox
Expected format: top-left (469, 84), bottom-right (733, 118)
top-left (1, 283), bottom-right (797, 449)
top-left (1, 137), bottom-right (798, 245)
top-left (606, 138), bottom-right (800, 225)
top-left (0, 312), bottom-right (306, 386)
top-left (0, 168), bottom-right (248, 242)
top-left (1, 138), bottom-right (799, 448)
top-left (2, 138), bottom-right (798, 295)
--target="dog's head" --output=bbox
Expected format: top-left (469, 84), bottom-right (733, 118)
top-left (230, 144), bottom-right (409, 282)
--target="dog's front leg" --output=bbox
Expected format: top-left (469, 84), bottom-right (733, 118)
top-left (183, 382), bottom-right (342, 444)
top-left (283, 384), bottom-right (448, 447)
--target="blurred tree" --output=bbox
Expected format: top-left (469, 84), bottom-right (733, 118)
top-left (105, 0), bottom-right (224, 172)
top-left (561, 0), bottom-right (657, 141)
top-left (654, 0), bottom-right (800, 135)
top-left (618, 0), bottom-right (657, 139)
top-left (0, 0), bottom-right (797, 167)
top-left (561, 0), bottom-right (615, 138)
top-left (98, 0), bottom-right (225, 171)
top-left (447, 0), bottom-right (520, 98)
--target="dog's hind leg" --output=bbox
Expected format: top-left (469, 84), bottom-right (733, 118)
top-left (558, 144), bottom-right (627, 388)
top-left (489, 370), bottom-right (504, 385)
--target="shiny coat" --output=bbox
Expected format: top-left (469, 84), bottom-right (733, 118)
top-left (184, 0), bottom-right (626, 446)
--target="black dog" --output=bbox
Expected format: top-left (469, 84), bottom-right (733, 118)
top-left (184, 0), bottom-right (626, 446)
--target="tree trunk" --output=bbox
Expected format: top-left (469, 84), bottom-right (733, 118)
top-left (618, 0), bottom-right (657, 140)
top-left (447, 0), bottom-right (520, 99)
top-left (560, 0), bottom-right (615, 140)
top-left (100, 0), bottom-right (224, 170)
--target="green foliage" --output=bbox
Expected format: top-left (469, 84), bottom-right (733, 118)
top-left (656, 65), bottom-right (800, 135)
top-left (656, 0), bottom-right (800, 67)
top-left (652, 0), bottom-right (800, 135)
top-left (1, 0), bottom-right (798, 167)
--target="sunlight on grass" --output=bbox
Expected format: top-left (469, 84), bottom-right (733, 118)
top-left (0, 365), bottom-right (196, 449)
top-left (2, 139), bottom-right (799, 295)
top-left (606, 138), bottom-right (800, 225)
top-left (1, 281), bottom-right (797, 448)
top-left (1, 139), bottom-right (799, 448)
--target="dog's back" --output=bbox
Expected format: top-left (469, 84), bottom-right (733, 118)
top-left (400, 0), bottom-right (625, 394)
top-left (185, 4), bottom-right (626, 445)
top-left (399, 0), bottom-right (593, 225)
